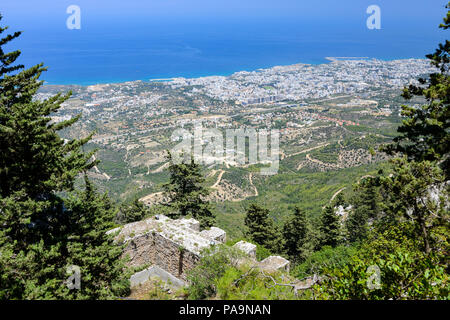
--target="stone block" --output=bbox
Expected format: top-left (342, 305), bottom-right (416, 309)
top-left (233, 240), bottom-right (257, 259)
top-left (177, 218), bottom-right (200, 232)
top-left (259, 255), bottom-right (290, 272)
top-left (199, 227), bottom-right (227, 243)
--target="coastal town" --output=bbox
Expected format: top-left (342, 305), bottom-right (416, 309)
top-left (169, 58), bottom-right (432, 103)
top-left (35, 58), bottom-right (433, 201)
top-left (38, 57), bottom-right (433, 135)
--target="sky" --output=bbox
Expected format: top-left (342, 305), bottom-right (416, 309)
top-left (1, 0), bottom-right (447, 26)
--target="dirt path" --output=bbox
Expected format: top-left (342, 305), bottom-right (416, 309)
top-left (92, 155), bottom-right (111, 180)
top-left (330, 187), bottom-right (346, 203)
top-left (322, 175), bottom-right (375, 208)
top-left (359, 175), bottom-right (375, 182)
top-left (207, 169), bottom-right (217, 178)
top-left (151, 162), bottom-right (170, 173)
top-left (249, 173), bottom-right (258, 197)
top-left (211, 170), bottom-right (225, 189)
top-left (139, 191), bottom-right (164, 203)
top-left (288, 143), bottom-right (330, 159)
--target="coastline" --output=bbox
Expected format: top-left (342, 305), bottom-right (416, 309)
top-left (42, 56), bottom-right (427, 87)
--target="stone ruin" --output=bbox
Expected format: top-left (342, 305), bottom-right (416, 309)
top-left (232, 240), bottom-right (290, 273)
top-left (108, 215), bottom-right (290, 287)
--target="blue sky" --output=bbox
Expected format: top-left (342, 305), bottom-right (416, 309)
top-left (1, 0), bottom-right (448, 25)
top-left (1, 1), bottom-right (448, 43)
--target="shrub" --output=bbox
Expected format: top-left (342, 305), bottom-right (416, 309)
top-left (292, 245), bottom-right (358, 279)
top-left (185, 245), bottom-right (244, 299)
top-left (215, 265), bottom-right (297, 300)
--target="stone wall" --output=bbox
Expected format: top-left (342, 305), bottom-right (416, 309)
top-left (130, 266), bottom-right (186, 289)
top-left (124, 231), bottom-right (200, 280)
top-left (111, 215), bottom-right (223, 281)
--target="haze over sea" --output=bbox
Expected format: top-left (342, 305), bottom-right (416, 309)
top-left (1, 0), bottom-right (448, 85)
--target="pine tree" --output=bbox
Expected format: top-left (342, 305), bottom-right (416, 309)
top-left (61, 177), bottom-right (131, 299)
top-left (317, 205), bottom-right (340, 249)
top-left (245, 204), bottom-right (282, 253)
top-left (116, 196), bottom-right (149, 224)
top-left (384, 2), bottom-right (450, 178)
top-left (0, 16), bottom-right (129, 299)
top-left (0, 14), bottom-right (96, 244)
top-left (346, 207), bottom-right (368, 244)
top-left (0, 192), bottom-right (64, 298)
top-left (282, 207), bottom-right (309, 262)
top-left (163, 152), bottom-right (215, 229)
top-left (332, 192), bottom-right (346, 208)
top-left (346, 178), bottom-right (381, 243)
top-left (0, 19), bottom-right (95, 198)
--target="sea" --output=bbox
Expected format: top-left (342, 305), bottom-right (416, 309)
top-left (4, 15), bottom-right (447, 86)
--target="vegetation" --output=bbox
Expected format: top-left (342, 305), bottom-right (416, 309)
top-left (291, 245), bottom-right (358, 280)
top-left (185, 245), bottom-right (244, 300)
top-left (346, 177), bottom-right (381, 243)
top-left (313, 6), bottom-right (450, 299)
top-left (0, 17), bottom-right (130, 299)
top-left (282, 207), bottom-right (310, 262)
top-left (317, 206), bottom-right (341, 249)
top-left (214, 266), bottom-right (297, 300)
top-left (115, 196), bottom-right (150, 224)
top-left (385, 9), bottom-right (450, 178)
top-left (315, 224), bottom-right (448, 299)
top-left (185, 245), bottom-right (298, 300)
top-left (244, 204), bottom-right (283, 253)
top-left (163, 152), bottom-right (215, 229)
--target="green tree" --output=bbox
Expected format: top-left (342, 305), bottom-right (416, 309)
top-left (282, 207), bottom-right (310, 262)
top-left (163, 152), bottom-right (215, 229)
top-left (0, 17), bottom-right (95, 199)
top-left (384, 2), bottom-right (450, 178)
top-left (116, 196), bottom-right (149, 224)
top-left (316, 6), bottom-right (450, 299)
top-left (244, 204), bottom-right (282, 253)
top-left (0, 16), bottom-right (129, 299)
top-left (317, 206), bottom-right (340, 249)
top-left (0, 192), bottom-right (64, 298)
top-left (331, 192), bottom-right (346, 208)
top-left (346, 178), bottom-right (381, 243)
top-left (57, 177), bottom-right (131, 299)
top-left (378, 158), bottom-right (448, 254)
top-left (346, 207), bottom-right (369, 244)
